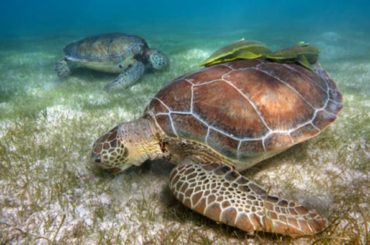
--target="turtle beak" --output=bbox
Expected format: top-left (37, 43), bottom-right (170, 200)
top-left (90, 152), bottom-right (126, 175)
top-left (90, 124), bottom-right (133, 174)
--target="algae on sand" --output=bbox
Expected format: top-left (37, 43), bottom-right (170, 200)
top-left (0, 32), bottom-right (369, 244)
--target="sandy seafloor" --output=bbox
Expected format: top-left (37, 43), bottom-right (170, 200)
top-left (0, 27), bottom-right (369, 244)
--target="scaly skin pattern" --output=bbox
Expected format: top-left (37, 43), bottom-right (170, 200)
top-left (91, 125), bottom-right (128, 171)
top-left (169, 162), bottom-right (327, 237)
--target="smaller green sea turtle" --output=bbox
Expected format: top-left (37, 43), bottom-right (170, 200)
top-left (55, 33), bottom-right (169, 91)
top-left (202, 40), bottom-right (272, 67)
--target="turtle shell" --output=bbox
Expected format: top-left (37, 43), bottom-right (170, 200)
top-left (63, 33), bottom-right (148, 62)
top-left (146, 59), bottom-right (342, 163)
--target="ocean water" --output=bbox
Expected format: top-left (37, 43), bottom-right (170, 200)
top-left (0, 1), bottom-right (369, 244)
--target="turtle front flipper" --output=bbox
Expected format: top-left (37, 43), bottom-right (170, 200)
top-left (105, 60), bottom-right (145, 91)
top-left (169, 161), bottom-right (327, 238)
top-left (55, 58), bottom-right (71, 78)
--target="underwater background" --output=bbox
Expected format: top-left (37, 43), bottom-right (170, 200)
top-left (0, 0), bottom-right (369, 244)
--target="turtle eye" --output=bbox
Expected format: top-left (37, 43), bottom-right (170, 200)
top-left (118, 64), bottom-right (123, 69)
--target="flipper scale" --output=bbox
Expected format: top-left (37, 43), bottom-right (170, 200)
top-left (169, 161), bottom-right (327, 237)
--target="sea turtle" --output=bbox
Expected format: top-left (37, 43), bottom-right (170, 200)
top-left (202, 40), bottom-right (318, 70)
top-left (55, 33), bottom-right (169, 91)
top-left (91, 59), bottom-right (342, 237)
top-left (201, 40), bottom-right (272, 67)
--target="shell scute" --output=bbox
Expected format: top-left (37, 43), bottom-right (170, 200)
top-left (193, 80), bottom-right (267, 138)
top-left (238, 140), bottom-right (265, 157)
top-left (290, 124), bottom-right (320, 143)
top-left (172, 114), bottom-right (208, 141)
top-left (155, 115), bottom-right (176, 137)
top-left (207, 129), bottom-right (239, 158)
top-left (189, 65), bottom-right (232, 85)
top-left (154, 79), bottom-right (192, 112)
top-left (264, 133), bottom-right (293, 151)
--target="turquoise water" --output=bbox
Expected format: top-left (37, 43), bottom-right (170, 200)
top-left (1, 1), bottom-right (370, 36)
top-left (0, 1), bottom-right (369, 244)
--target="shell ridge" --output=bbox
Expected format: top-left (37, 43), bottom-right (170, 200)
top-left (309, 78), bottom-right (333, 129)
top-left (193, 79), bottom-right (223, 87)
top-left (185, 79), bottom-right (195, 113)
top-left (205, 127), bottom-right (211, 144)
top-left (153, 97), bottom-right (179, 137)
top-left (236, 140), bottom-right (242, 159)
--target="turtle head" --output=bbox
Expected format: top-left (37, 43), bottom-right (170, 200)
top-left (147, 48), bottom-right (169, 70)
top-left (91, 118), bottom-right (164, 174)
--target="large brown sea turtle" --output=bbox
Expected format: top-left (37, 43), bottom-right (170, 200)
top-left (91, 59), bottom-right (342, 237)
top-left (55, 33), bottom-right (169, 91)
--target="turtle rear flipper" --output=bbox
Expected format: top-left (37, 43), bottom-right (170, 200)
top-left (169, 161), bottom-right (328, 237)
top-left (105, 60), bottom-right (145, 92)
